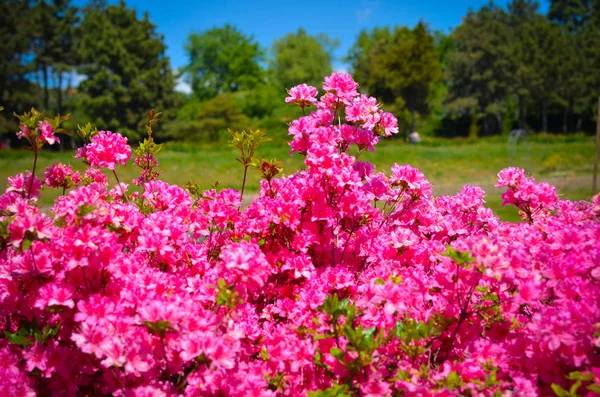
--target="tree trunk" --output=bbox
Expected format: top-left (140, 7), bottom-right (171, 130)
top-left (542, 97), bottom-right (548, 133)
top-left (42, 64), bottom-right (49, 111)
top-left (57, 71), bottom-right (63, 115)
top-left (406, 106), bottom-right (415, 143)
top-left (575, 117), bottom-right (583, 132)
top-left (563, 106), bottom-right (569, 134)
top-left (469, 112), bottom-right (478, 139)
top-left (518, 97), bottom-right (527, 130)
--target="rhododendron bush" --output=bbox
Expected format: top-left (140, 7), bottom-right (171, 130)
top-left (1, 74), bottom-right (600, 397)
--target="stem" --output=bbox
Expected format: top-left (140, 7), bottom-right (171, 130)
top-left (27, 151), bottom-right (38, 199)
top-left (240, 166), bottom-right (248, 200)
top-left (112, 170), bottom-right (130, 203)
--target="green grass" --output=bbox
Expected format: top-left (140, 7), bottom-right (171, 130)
top-left (1, 134), bottom-right (596, 222)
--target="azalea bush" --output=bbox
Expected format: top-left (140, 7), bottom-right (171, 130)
top-left (1, 73), bottom-right (600, 397)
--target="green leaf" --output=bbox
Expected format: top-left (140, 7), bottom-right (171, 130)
top-left (4, 330), bottom-right (32, 347)
top-left (551, 383), bottom-right (569, 397)
top-left (329, 347), bottom-right (344, 360)
top-left (21, 238), bottom-right (33, 251)
top-left (78, 204), bottom-right (98, 217)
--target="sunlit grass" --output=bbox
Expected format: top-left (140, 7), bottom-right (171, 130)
top-left (1, 134), bottom-right (596, 221)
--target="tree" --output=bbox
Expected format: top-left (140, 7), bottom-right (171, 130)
top-left (549, 0), bottom-right (596, 31)
top-left (346, 27), bottom-right (392, 89)
top-left (528, 17), bottom-right (566, 132)
top-left (271, 28), bottom-right (338, 89)
top-left (0, 0), bottom-right (38, 136)
top-left (185, 25), bottom-right (264, 100)
top-left (508, 0), bottom-right (545, 130)
top-left (162, 93), bottom-right (249, 142)
top-left (31, 0), bottom-right (79, 114)
top-left (446, 4), bottom-right (515, 136)
top-left (367, 22), bottom-right (442, 140)
top-left (75, 0), bottom-right (179, 139)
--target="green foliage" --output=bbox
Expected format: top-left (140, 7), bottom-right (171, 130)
top-left (31, 0), bottom-right (79, 115)
top-left (445, 4), bottom-right (514, 135)
top-left (239, 83), bottom-right (281, 119)
top-left (228, 128), bottom-right (271, 196)
top-left (75, 1), bottom-right (179, 139)
top-left (4, 318), bottom-right (61, 348)
top-left (0, 0), bottom-right (40, 136)
top-left (361, 23), bottom-right (442, 139)
top-left (442, 246), bottom-right (475, 266)
top-left (165, 94), bottom-right (250, 142)
top-left (552, 371), bottom-right (600, 396)
top-left (213, 278), bottom-right (243, 309)
top-left (307, 384), bottom-right (352, 397)
top-left (185, 24), bottom-right (264, 100)
top-left (271, 28), bottom-right (338, 88)
top-left (346, 27), bottom-right (392, 89)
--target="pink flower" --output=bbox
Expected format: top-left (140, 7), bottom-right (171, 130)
top-left (17, 124), bottom-right (31, 140)
top-left (44, 163), bottom-right (81, 189)
top-left (322, 72), bottom-right (359, 104)
top-left (6, 171), bottom-right (42, 198)
top-left (285, 84), bottom-right (318, 108)
top-left (34, 283), bottom-right (75, 309)
top-left (84, 167), bottom-right (108, 185)
top-left (218, 241), bottom-right (271, 294)
top-left (76, 130), bottom-right (131, 170)
top-left (379, 111), bottom-right (399, 136)
top-left (38, 121), bottom-right (59, 145)
top-left (496, 167), bottom-right (526, 188)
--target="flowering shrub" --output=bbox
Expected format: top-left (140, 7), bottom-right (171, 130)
top-left (1, 73), bottom-right (600, 396)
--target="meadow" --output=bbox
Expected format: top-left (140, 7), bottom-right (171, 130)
top-left (0, 133), bottom-right (596, 222)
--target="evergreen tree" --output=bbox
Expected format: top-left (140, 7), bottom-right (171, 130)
top-left (367, 23), bottom-right (442, 140)
top-left (446, 4), bottom-right (515, 135)
top-left (0, 0), bottom-right (38, 136)
top-left (32, 0), bottom-right (79, 114)
top-left (76, 0), bottom-right (178, 139)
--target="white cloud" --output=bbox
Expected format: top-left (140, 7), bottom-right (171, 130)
top-left (175, 75), bottom-right (192, 94)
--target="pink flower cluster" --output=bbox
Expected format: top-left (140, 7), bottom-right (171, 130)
top-left (43, 163), bottom-right (81, 189)
top-left (1, 73), bottom-right (599, 396)
top-left (285, 83), bottom-right (318, 109)
top-left (76, 130), bottom-right (132, 170)
top-left (17, 121), bottom-right (59, 146)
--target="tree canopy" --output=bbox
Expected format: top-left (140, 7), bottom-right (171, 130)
top-left (271, 28), bottom-right (337, 89)
top-left (185, 24), bottom-right (264, 100)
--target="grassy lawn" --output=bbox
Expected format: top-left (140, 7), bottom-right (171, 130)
top-left (1, 133), bottom-right (596, 222)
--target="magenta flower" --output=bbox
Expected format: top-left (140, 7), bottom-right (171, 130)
top-left (38, 121), bottom-right (60, 145)
top-left (43, 163), bottom-right (81, 189)
top-left (16, 124), bottom-right (32, 140)
top-left (0, 75), bottom-right (599, 396)
top-left (322, 72), bottom-right (359, 103)
top-left (285, 83), bottom-right (318, 108)
top-left (76, 130), bottom-right (131, 170)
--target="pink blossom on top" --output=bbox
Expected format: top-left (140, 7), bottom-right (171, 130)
top-left (76, 130), bottom-right (131, 170)
top-left (322, 72), bottom-right (359, 104)
top-left (285, 83), bottom-right (318, 108)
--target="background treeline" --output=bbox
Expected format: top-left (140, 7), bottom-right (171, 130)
top-left (1, 0), bottom-right (599, 146)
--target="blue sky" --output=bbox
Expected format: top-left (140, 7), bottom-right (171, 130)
top-left (76, 0), bottom-right (549, 92)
